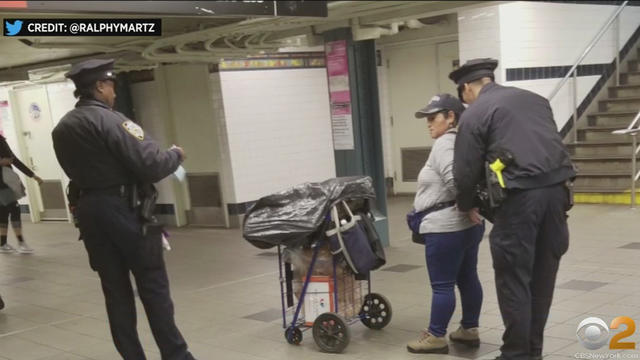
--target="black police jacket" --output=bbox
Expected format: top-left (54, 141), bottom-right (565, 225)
top-left (453, 82), bottom-right (576, 211)
top-left (52, 99), bottom-right (181, 189)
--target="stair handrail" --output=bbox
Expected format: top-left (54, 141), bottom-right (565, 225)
top-left (548, 1), bottom-right (628, 143)
top-left (612, 109), bottom-right (640, 208)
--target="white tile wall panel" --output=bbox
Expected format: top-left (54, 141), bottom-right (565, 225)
top-left (457, 2), bottom-right (640, 131)
top-left (220, 68), bottom-right (335, 203)
top-left (499, 2), bottom-right (640, 69)
top-left (130, 80), bottom-right (176, 205)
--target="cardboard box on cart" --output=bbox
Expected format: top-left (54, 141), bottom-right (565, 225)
top-left (291, 246), bottom-right (363, 326)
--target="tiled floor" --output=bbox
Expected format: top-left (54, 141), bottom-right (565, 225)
top-left (1, 197), bottom-right (640, 359)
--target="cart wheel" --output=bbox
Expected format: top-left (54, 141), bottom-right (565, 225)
top-left (284, 327), bottom-right (303, 345)
top-left (360, 293), bottom-right (392, 329)
top-left (312, 312), bottom-right (350, 353)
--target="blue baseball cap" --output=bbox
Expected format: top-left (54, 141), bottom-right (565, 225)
top-left (415, 93), bottom-right (465, 119)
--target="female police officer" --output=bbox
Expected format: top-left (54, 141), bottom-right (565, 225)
top-left (52, 59), bottom-right (196, 360)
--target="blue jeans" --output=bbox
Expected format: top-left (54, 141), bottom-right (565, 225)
top-left (422, 223), bottom-right (485, 337)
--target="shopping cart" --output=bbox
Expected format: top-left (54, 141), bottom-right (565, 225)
top-left (243, 177), bottom-right (392, 353)
top-left (277, 237), bottom-right (391, 352)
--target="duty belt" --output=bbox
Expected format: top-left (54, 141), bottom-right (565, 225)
top-left (80, 184), bottom-right (132, 198)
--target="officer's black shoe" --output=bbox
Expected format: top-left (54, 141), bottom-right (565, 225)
top-left (0, 294), bottom-right (4, 310)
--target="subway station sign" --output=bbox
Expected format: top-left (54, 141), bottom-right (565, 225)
top-left (0, 1), bottom-right (327, 17)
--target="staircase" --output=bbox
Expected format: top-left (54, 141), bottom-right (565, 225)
top-left (569, 51), bottom-right (640, 205)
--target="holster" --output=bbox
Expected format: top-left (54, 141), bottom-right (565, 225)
top-left (138, 184), bottom-right (158, 222)
top-left (485, 161), bottom-right (508, 208)
top-left (474, 183), bottom-right (495, 223)
top-left (564, 179), bottom-right (574, 211)
top-left (130, 184), bottom-right (159, 235)
top-left (66, 181), bottom-right (81, 229)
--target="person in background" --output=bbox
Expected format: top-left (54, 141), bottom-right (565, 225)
top-left (407, 94), bottom-right (485, 354)
top-left (0, 134), bottom-right (43, 254)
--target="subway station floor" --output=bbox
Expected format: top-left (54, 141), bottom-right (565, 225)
top-left (0, 197), bottom-right (639, 360)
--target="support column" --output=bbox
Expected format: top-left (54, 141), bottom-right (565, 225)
top-left (324, 29), bottom-right (390, 246)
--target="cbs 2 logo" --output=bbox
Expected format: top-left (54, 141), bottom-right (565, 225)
top-left (577, 316), bottom-right (637, 350)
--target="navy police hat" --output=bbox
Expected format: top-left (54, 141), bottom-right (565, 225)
top-left (65, 58), bottom-right (116, 88)
top-left (415, 93), bottom-right (465, 119)
top-left (448, 58), bottom-right (498, 86)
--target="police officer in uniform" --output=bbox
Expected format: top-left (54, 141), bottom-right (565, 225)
top-left (449, 58), bottom-right (575, 360)
top-left (52, 59), bottom-right (196, 360)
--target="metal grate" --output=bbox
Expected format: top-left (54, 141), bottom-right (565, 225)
top-left (401, 147), bottom-right (430, 182)
top-left (187, 173), bottom-right (222, 207)
top-left (40, 180), bottom-right (66, 209)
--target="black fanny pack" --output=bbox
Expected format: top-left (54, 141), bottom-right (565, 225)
top-left (406, 200), bottom-right (456, 236)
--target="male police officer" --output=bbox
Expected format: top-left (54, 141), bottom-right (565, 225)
top-left (449, 58), bottom-right (575, 360)
top-left (52, 59), bottom-right (196, 360)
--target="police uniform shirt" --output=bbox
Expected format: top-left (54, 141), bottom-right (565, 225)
top-left (52, 99), bottom-right (181, 189)
top-left (453, 82), bottom-right (576, 211)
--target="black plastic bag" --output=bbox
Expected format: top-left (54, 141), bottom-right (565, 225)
top-left (243, 176), bottom-right (376, 249)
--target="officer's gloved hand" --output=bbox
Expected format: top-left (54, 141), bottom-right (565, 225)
top-left (468, 207), bottom-right (483, 225)
top-left (170, 145), bottom-right (186, 161)
top-left (0, 157), bottom-right (12, 166)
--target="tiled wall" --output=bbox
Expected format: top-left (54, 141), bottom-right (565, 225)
top-left (130, 65), bottom-right (235, 226)
top-left (130, 79), bottom-right (176, 208)
top-left (219, 68), bottom-right (336, 203)
top-left (163, 64), bottom-right (223, 174)
top-left (458, 5), bottom-right (503, 83)
top-left (500, 2), bottom-right (640, 69)
top-left (376, 63), bottom-right (394, 180)
top-left (500, 2), bottom-right (640, 131)
top-left (458, 2), bottom-right (640, 132)
top-left (209, 72), bottom-right (237, 220)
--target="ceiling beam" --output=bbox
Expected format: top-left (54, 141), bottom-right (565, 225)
top-left (359, 1), bottom-right (506, 25)
top-left (0, 50), bottom-right (131, 81)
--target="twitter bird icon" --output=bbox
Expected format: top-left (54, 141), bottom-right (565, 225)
top-left (5, 20), bottom-right (23, 36)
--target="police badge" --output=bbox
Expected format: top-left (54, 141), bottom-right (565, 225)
top-left (122, 120), bottom-right (144, 141)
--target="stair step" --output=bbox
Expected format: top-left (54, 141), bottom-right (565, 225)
top-left (574, 170), bottom-right (632, 187)
top-left (568, 140), bottom-right (633, 156)
top-left (609, 84), bottom-right (640, 98)
top-left (588, 111), bottom-right (638, 116)
top-left (600, 97), bottom-right (640, 102)
top-left (579, 126), bottom-right (623, 132)
top-left (576, 170), bottom-right (629, 177)
top-left (587, 111), bottom-right (637, 127)
top-left (572, 155), bottom-right (637, 172)
top-left (574, 186), bottom-right (631, 193)
top-left (599, 97), bottom-right (640, 112)
top-left (609, 84), bottom-right (640, 90)
top-left (621, 71), bottom-right (640, 85)
top-left (577, 125), bottom-right (635, 141)
top-left (567, 140), bottom-right (631, 146)
top-left (572, 155), bottom-right (636, 161)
